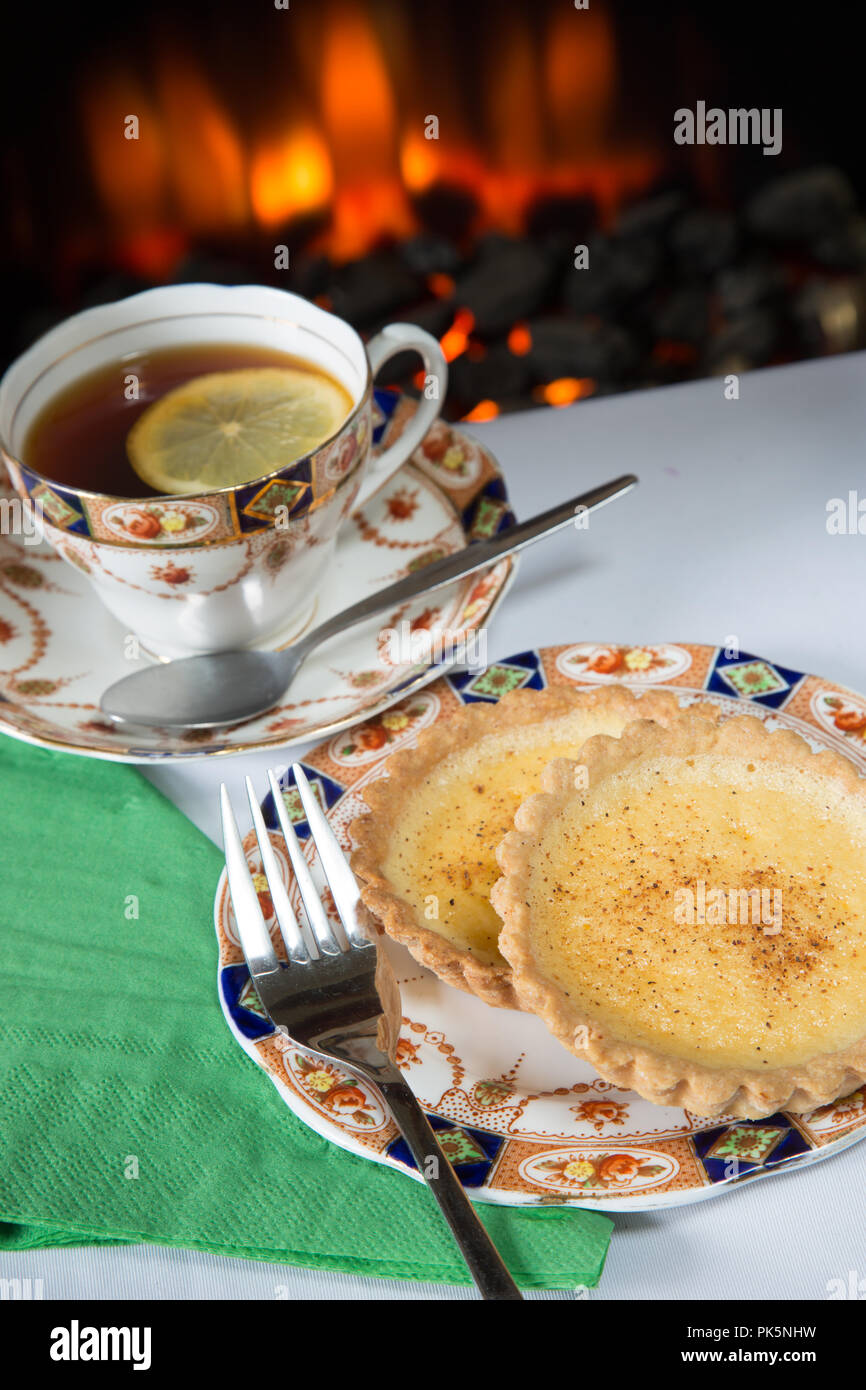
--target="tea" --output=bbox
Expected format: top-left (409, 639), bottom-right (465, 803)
top-left (23, 342), bottom-right (354, 498)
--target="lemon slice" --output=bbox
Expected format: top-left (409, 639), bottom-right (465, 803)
top-left (127, 367), bottom-right (351, 494)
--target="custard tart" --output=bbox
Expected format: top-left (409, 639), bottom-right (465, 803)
top-left (350, 685), bottom-right (705, 1007)
top-left (493, 711), bottom-right (866, 1118)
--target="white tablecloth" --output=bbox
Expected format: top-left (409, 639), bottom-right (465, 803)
top-left (5, 351), bottom-right (865, 1298)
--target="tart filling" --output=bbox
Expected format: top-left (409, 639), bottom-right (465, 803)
top-left (350, 685), bottom-right (695, 1007)
top-left (494, 712), bottom-right (866, 1116)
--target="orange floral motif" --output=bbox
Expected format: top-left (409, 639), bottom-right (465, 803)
top-left (824, 696), bottom-right (866, 736)
top-left (571, 1099), bottom-right (630, 1132)
top-left (150, 562), bottom-right (193, 586)
top-left (811, 1086), bottom-right (865, 1123)
top-left (835, 710), bottom-right (866, 732)
top-left (419, 425), bottom-right (470, 476)
top-left (396, 1038), bottom-right (421, 1067)
top-left (326, 1085), bottom-right (368, 1112)
top-left (420, 427), bottom-right (450, 462)
top-left (337, 701), bottom-right (427, 759)
top-left (116, 504), bottom-right (210, 542)
top-left (252, 872), bottom-right (274, 921)
top-left (587, 648), bottom-right (624, 674)
top-left (585, 645), bottom-right (674, 676)
top-left (457, 571), bottom-right (500, 627)
top-left (78, 718), bottom-right (119, 735)
top-left (265, 715), bottom-right (307, 736)
top-left (386, 488), bottom-right (420, 521)
top-left (319, 886), bottom-right (339, 923)
top-left (293, 1054), bottom-right (379, 1125)
top-left (408, 607), bottom-right (438, 633)
top-left (358, 725), bottom-right (387, 751)
top-left (0, 616), bottom-right (16, 643)
top-left (537, 1150), bottom-right (665, 1191)
top-left (597, 1153), bottom-right (641, 1183)
top-left (332, 433), bottom-right (358, 479)
top-left (124, 510), bottom-right (162, 540)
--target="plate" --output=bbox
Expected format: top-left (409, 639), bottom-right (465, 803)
top-left (215, 643), bottom-right (866, 1210)
top-left (0, 390), bottom-right (515, 762)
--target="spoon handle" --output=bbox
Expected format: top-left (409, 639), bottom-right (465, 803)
top-left (292, 473), bottom-right (637, 663)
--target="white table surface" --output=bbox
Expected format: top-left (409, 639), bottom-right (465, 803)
top-left (5, 351), bottom-right (866, 1300)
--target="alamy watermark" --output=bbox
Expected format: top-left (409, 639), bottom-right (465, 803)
top-left (0, 1276), bottom-right (44, 1300)
top-left (379, 620), bottom-right (487, 670)
top-left (0, 496), bottom-right (44, 547)
top-left (674, 102), bottom-right (782, 157)
top-left (826, 491), bottom-right (866, 535)
top-left (674, 879), bottom-right (782, 935)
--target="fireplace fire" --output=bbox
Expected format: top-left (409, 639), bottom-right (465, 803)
top-left (2, 0), bottom-right (865, 421)
top-left (78, 4), bottom-right (658, 264)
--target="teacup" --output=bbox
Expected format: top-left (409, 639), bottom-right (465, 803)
top-left (0, 284), bottom-right (447, 658)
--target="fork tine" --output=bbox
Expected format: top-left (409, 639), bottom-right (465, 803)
top-left (267, 769), bottom-right (343, 956)
top-left (291, 764), bottom-right (372, 950)
top-left (245, 777), bottom-right (310, 964)
top-left (219, 784), bottom-right (280, 980)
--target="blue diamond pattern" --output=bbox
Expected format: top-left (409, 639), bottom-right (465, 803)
top-left (692, 1113), bottom-right (811, 1182)
top-left (706, 648), bottom-right (805, 709)
top-left (262, 764), bottom-right (346, 839)
top-left (387, 1115), bottom-right (503, 1188)
top-left (221, 963), bottom-right (276, 1041)
top-left (372, 387), bottom-right (400, 445)
top-left (448, 648), bottom-right (545, 702)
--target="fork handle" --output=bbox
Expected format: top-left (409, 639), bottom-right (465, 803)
top-left (377, 1071), bottom-right (524, 1300)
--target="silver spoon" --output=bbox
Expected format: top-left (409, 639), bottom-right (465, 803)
top-left (101, 473), bottom-right (637, 730)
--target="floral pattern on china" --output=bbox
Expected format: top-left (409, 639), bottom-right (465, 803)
top-left (813, 690), bottom-right (866, 749)
top-left (319, 420), bottom-right (368, 484)
top-left (0, 391), bottom-right (516, 760)
top-left (520, 1149), bottom-right (676, 1195)
top-left (558, 641), bottom-right (693, 683)
top-left (102, 500), bottom-right (221, 544)
top-left (329, 697), bottom-right (437, 767)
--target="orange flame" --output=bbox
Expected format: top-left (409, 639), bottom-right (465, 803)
top-left (428, 272), bottom-right (456, 299)
top-left (154, 55), bottom-right (246, 232)
top-left (440, 308), bottom-right (475, 362)
top-left (507, 323), bottom-right (532, 356)
top-left (79, 4), bottom-right (662, 268)
top-left (320, 3), bottom-right (397, 179)
top-left (81, 71), bottom-right (167, 228)
top-left (400, 131), bottom-right (441, 194)
top-left (487, 15), bottom-right (545, 175)
top-left (250, 127), bottom-right (334, 227)
top-left (317, 3), bottom-right (413, 257)
top-left (462, 400), bottom-right (500, 422)
top-left (545, 8), bottom-right (617, 156)
top-left (537, 378), bottom-right (596, 407)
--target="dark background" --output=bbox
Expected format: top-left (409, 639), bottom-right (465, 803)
top-left (2, 0), bottom-right (863, 418)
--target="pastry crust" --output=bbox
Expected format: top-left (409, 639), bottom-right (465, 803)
top-left (493, 711), bottom-right (866, 1118)
top-left (350, 684), bottom-right (708, 1009)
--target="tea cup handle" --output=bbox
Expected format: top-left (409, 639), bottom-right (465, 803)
top-left (353, 323), bottom-right (448, 511)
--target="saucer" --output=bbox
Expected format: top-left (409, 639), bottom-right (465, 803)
top-left (0, 390), bottom-right (516, 762)
top-left (215, 643), bottom-right (866, 1210)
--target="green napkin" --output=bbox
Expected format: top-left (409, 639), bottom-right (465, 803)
top-left (0, 734), bottom-right (612, 1290)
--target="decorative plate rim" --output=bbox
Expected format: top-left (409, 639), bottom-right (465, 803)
top-left (213, 642), bottom-right (866, 1210)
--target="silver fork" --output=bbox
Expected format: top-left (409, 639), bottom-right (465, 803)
top-left (220, 763), bottom-right (523, 1301)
